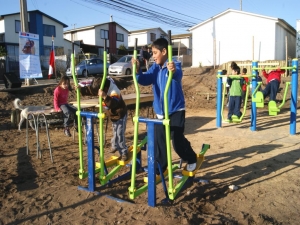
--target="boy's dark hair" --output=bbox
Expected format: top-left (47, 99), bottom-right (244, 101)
top-left (222, 69), bottom-right (227, 75)
top-left (232, 66), bottom-right (240, 75)
top-left (230, 61), bottom-right (237, 69)
top-left (242, 68), bottom-right (247, 74)
top-left (152, 38), bottom-right (168, 53)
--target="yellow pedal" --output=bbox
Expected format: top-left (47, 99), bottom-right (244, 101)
top-left (268, 101), bottom-right (280, 116)
top-left (182, 155), bottom-right (205, 177)
top-left (95, 156), bottom-right (119, 168)
top-left (118, 146), bottom-right (141, 166)
top-left (252, 91), bottom-right (264, 108)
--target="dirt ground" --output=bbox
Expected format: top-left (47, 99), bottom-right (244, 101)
top-left (0, 67), bottom-right (300, 225)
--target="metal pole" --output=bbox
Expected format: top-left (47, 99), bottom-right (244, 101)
top-left (290, 59), bottom-right (298, 135)
top-left (285, 36), bottom-right (288, 77)
top-left (20, 0), bottom-right (30, 86)
top-left (251, 61), bottom-right (258, 131)
top-left (216, 70), bottom-right (222, 127)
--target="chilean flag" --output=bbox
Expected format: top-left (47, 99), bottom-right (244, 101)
top-left (48, 39), bottom-right (55, 79)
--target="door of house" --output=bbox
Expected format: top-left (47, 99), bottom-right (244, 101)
top-left (0, 59), bottom-right (5, 81)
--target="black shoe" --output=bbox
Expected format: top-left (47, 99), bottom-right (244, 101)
top-left (64, 127), bottom-right (71, 137)
top-left (121, 153), bottom-right (128, 161)
top-left (74, 124), bottom-right (78, 132)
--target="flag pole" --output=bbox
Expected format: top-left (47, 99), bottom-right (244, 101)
top-left (52, 36), bottom-right (58, 82)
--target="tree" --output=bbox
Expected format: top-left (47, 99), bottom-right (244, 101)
top-left (0, 46), bottom-right (7, 57)
top-left (118, 44), bottom-right (128, 55)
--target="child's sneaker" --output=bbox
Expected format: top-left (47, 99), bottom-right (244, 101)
top-left (73, 123), bottom-right (78, 132)
top-left (187, 163), bottom-right (196, 171)
top-left (64, 127), bottom-right (71, 137)
top-left (121, 153), bottom-right (128, 161)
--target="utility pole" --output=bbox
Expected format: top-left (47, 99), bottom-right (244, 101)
top-left (20, 0), bottom-right (28, 32)
top-left (20, 0), bottom-right (30, 85)
top-left (71, 23), bottom-right (77, 29)
top-left (240, 0), bottom-right (242, 11)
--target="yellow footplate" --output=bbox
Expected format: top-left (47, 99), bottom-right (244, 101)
top-left (96, 156), bottom-right (119, 168)
top-left (182, 155), bottom-right (205, 177)
top-left (118, 147), bottom-right (141, 166)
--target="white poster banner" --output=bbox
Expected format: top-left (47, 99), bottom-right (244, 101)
top-left (19, 32), bottom-right (43, 79)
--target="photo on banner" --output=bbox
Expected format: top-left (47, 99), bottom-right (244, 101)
top-left (19, 32), bottom-right (43, 79)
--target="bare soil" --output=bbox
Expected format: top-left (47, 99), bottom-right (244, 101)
top-left (0, 67), bottom-right (299, 225)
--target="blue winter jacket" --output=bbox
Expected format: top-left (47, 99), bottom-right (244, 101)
top-left (136, 60), bottom-right (185, 117)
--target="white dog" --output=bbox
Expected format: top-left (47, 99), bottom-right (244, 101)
top-left (13, 98), bottom-right (50, 131)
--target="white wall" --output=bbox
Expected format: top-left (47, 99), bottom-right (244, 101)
top-left (0, 19), bottom-right (4, 33)
top-left (172, 37), bottom-right (191, 49)
top-left (128, 32), bottom-right (148, 47)
top-left (42, 15), bottom-right (65, 47)
top-left (128, 28), bottom-right (167, 47)
top-left (3, 14), bottom-right (22, 43)
top-left (76, 29), bottom-right (96, 45)
top-left (275, 23), bottom-right (296, 59)
top-left (191, 11), bottom-right (283, 67)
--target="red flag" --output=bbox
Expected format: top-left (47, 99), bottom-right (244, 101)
top-left (48, 39), bottom-right (55, 79)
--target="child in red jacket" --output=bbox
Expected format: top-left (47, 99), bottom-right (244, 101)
top-left (241, 68), bottom-right (249, 106)
top-left (53, 76), bottom-right (77, 137)
top-left (261, 67), bottom-right (285, 101)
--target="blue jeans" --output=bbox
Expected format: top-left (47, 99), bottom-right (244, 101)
top-left (60, 104), bottom-right (77, 128)
top-left (228, 96), bottom-right (242, 119)
top-left (262, 80), bottom-right (280, 101)
top-left (111, 113), bottom-right (128, 155)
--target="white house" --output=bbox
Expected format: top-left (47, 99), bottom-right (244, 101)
top-left (188, 9), bottom-right (296, 67)
top-left (128, 27), bottom-right (167, 49)
top-left (63, 21), bottom-right (129, 56)
top-left (0, 10), bottom-right (68, 57)
top-left (172, 33), bottom-right (192, 55)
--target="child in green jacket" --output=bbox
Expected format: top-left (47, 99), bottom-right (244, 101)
top-left (227, 66), bottom-right (242, 121)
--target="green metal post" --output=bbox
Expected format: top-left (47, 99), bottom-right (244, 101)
top-left (129, 38), bottom-right (140, 198)
top-left (165, 30), bottom-right (175, 199)
top-left (71, 53), bottom-right (85, 179)
top-left (99, 40), bottom-right (107, 185)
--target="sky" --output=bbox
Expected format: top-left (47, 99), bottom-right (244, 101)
top-left (1, 0), bottom-right (299, 35)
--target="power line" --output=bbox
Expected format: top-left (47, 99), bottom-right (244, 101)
top-left (141, 0), bottom-right (203, 21)
top-left (80, 0), bottom-right (197, 28)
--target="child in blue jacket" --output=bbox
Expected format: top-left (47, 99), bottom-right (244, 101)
top-left (132, 38), bottom-right (197, 173)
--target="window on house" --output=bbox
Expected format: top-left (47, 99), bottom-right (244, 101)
top-left (0, 33), bottom-right (4, 42)
top-left (160, 34), bottom-right (165, 39)
top-left (116, 33), bottom-right (124, 42)
top-left (98, 47), bottom-right (104, 56)
top-left (15, 20), bottom-right (31, 33)
top-left (100, 29), bottom-right (109, 39)
top-left (7, 45), bottom-right (19, 56)
top-left (15, 20), bottom-right (21, 33)
top-left (43, 24), bottom-right (56, 37)
top-left (150, 33), bottom-right (156, 42)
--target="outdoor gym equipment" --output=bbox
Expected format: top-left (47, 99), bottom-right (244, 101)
top-left (251, 60), bottom-right (298, 134)
top-left (128, 31), bottom-right (210, 207)
top-left (71, 41), bottom-right (146, 194)
top-left (216, 73), bottom-right (254, 124)
top-left (252, 80), bottom-right (291, 116)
